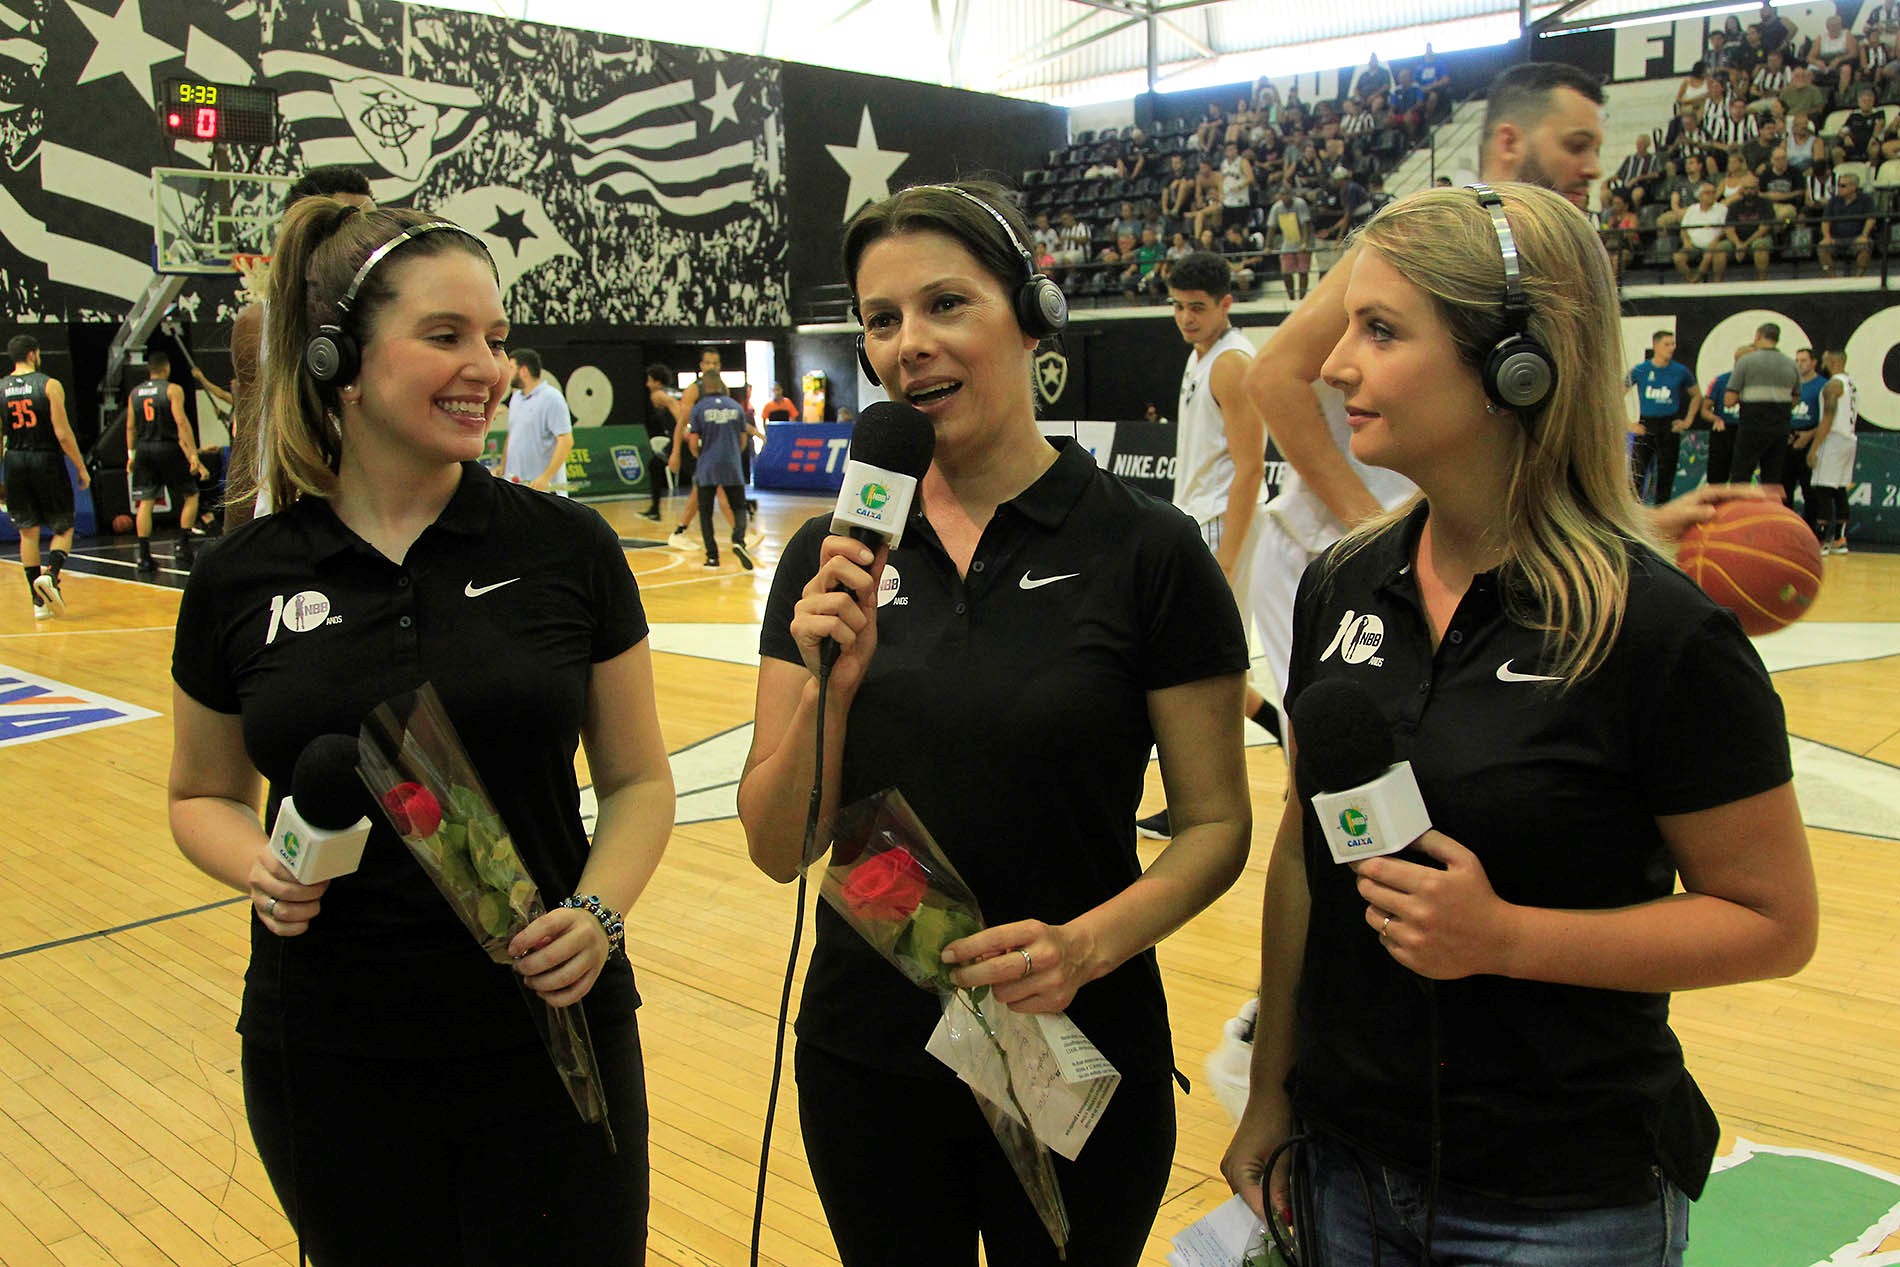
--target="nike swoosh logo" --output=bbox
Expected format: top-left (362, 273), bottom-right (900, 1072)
top-left (464, 578), bottom-right (521, 598)
top-left (1019, 571), bottom-right (1081, 590)
top-left (1496, 659), bottom-right (1563, 683)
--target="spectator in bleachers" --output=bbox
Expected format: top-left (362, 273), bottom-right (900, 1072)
top-left (1724, 172), bottom-right (1777, 279)
top-left (1195, 102), bottom-right (1227, 154)
top-left (1609, 132), bottom-right (1662, 201)
top-left (1751, 48), bottom-right (1792, 102)
top-left (1861, 21), bottom-right (1895, 91)
top-left (1219, 142), bottom-right (1255, 228)
top-left (1868, 2), bottom-right (1900, 35)
top-left (1780, 67), bottom-right (1829, 127)
top-left (1805, 154), bottom-right (1839, 211)
top-left (1112, 200), bottom-right (1147, 240)
top-left (1161, 154), bottom-right (1194, 222)
top-left (1675, 182), bottom-right (1732, 280)
top-left (1663, 101), bottom-right (1715, 160)
top-left (1126, 128), bottom-right (1156, 181)
top-left (1709, 95), bottom-right (1760, 150)
top-left (1756, 1), bottom-right (1793, 56)
top-left (1353, 52), bottom-right (1391, 100)
top-left (1253, 78), bottom-right (1281, 121)
top-left (1341, 96), bottom-right (1377, 148)
top-left (1316, 165), bottom-right (1372, 241)
top-left (1135, 226), bottom-right (1167, 296)
top-left (1264, 182), bottom-right (1314, 301)
top-left (1742, 115), bottom-right (1782, 169)
top-left (1736, 23), bottom-right (1769, 75)
top-left (1758, 145), bottom-right (1803, 220)
top-left (1678, 61), bottom-right (1713, 109)
top-left (1219, 223), bottom-right (1265, 291)
top-left (1839, 85), bottom-right (1888, 161)
top-left (1600, 190), bottom-right (1641, 277)
top-left (1291, 140), bottom-right (1327, 194)
top-left (1053, 208), bottom-right (1091, 268)
top-left (1807, 12), bottom-right (1859, 100)
top-left (1030, 211), bottom-right (1058, 260)
top-left (1191, 157), bottom-right (1226, 238)
top-left (1389, 68), bottom-right (1424, 134)
top-left (1658, 153), bottom-right (1708, 228)
top-left (1818, 169), bottom-right (1877, 275)
top-left (1707, 28), bottom-right (1738, 73)
top-left (1784, 112), bottom-right (1823, 167)
top-left (1719, 149), bottom-right (1754, 201)
top-left (1166, 229), bottom-right (1193, 265)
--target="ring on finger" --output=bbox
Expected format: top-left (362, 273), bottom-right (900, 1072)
top-left (1018, 947), bottom-right (1034, 979)
top-left (1379, 913), bottom-right (1392, 939)
top-left (267, 895), bottom-right (279, 918)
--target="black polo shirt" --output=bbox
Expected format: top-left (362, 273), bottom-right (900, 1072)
top-left (1284, 505), bottom-right (1789, 1206)
top-left (761, 439), bottom-right (1247, 1081)
top-left (173, 463), bottom-right (647, 1058)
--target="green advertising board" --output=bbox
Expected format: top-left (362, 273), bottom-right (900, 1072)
top-left (481, 426), bottom-right (656, 500)
top-left (1670, 431), bottom-right (1900, 545)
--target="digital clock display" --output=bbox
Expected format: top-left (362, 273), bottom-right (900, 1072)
top-left (158, 79), bottom-right (279, 146)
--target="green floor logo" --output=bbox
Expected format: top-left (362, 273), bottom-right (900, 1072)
top-left (1687, 1139), bottom-right (1900, 1266)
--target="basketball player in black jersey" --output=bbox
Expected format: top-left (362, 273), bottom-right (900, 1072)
top-left (125, 350), bottom-right (206, 573)
top-left (3, 335), bottom-right (90, 618)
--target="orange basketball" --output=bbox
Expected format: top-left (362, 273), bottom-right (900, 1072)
top-left (111, 513), bottom-right (134, 535)
top-left (1676, 499), bottom-right (1823, 635)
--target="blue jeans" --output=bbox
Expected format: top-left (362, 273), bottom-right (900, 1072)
top-left (1303, 1131), bottom-right (1690, 1266)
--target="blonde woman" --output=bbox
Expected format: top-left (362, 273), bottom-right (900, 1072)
top-left (1221, 184), bottom-right (1816, 1264)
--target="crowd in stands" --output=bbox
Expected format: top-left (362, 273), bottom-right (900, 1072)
top-left (1020, 47), bottom-right (1454, 303)
top-left (1599, 0), bottom-right (1898, 280)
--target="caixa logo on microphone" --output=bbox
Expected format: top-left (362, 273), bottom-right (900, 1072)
top-left (859, 482), bottom-right (890, 511)
top-left (280, 830), bottom-right (303, 862)
top-left (1339, 807), bottom-right (1369, 836)
top-left (1319, 610), bottom-right (1386, 667)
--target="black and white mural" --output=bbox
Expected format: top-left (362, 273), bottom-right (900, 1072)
top-left (0, 0), bottom-right (789, 326)
top-left (780, 63), bottom-right (1067, 309)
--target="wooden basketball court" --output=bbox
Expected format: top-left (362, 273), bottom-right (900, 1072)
top-left (2, 490), bottom-right (1896, 1265)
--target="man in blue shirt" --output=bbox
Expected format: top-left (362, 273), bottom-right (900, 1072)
top-left (1629, 330), bottom-right (1701, 504)
top-left (688, 373), bottom-right (759, 570)
top-left (1701, 342), bottom-right (1752, 483)
top-left (500, 349), bottom-right (572, 493)
top-left (1785, 347), bottom-right (1827, 527)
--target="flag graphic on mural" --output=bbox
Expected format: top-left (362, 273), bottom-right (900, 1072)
top-left (563, 68), bottom-right (756, 222)
top-left (259, 49), bottom-right (486, 202)
top-left (429, 184), bottom-right (577, 296)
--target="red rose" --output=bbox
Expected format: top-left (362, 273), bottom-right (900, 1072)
top-left (382, 782), bottom-right (443, 838)
top-left (839, 847), bottom-right (929, 923)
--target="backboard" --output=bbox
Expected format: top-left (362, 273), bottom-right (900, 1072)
top-left (152, 166), bottom-right (297, 279)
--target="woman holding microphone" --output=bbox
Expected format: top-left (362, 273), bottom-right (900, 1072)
top-left (1221, 183), bottom-right (1816, 1265)
top-left (740, 181), bottom-right (1253, 1265)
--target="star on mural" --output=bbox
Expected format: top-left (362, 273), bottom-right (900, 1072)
top-left (486, 206), bottom-right (535, 256)
top-left (825, 106), bottom-right (908, 224)
top-left (701, 69), bottom-right (741, 132)
top-left (66, 0), bottom-right (180, 98)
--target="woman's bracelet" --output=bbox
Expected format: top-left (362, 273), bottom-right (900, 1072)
top-left (559, 893), bottom-right (626, 957)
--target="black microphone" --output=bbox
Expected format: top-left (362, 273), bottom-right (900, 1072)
top-left (1288, 677), bottom-right (1431, 865)
top-left (267, 734), bottom-right (374, 883)
top-left (821, 400), bottom-right (935, 671)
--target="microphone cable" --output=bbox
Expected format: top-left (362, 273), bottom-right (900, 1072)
top-left (749, 649), bottom-right (835, 1266)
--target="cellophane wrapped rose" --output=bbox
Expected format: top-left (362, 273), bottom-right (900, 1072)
top-left (821, 788), bottom-right (1070, 1257)
top-left (357, 683), bottom-right (616, 1152)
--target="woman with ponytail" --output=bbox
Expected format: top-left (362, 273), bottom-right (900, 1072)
top-left (167, 199), bottom-right (672, 1263)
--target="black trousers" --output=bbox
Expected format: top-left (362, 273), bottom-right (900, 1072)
top-left (697, 482), bottom-right (747, 561)
top-left (1706, 426), bottom-right (1738, 484)
top-left (1782, 432), bottom-right (1816, 521)
top-left (1629, 426), bottom-right (1681, 504)
top-left (796, 1043), bottom-right (1175, 1267)
top-left (1730, 426), bottom-right (1788, 486)
top-left (242, 1017), bottom-right (649, 1266)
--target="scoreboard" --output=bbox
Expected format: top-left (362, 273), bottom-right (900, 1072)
top-left (158, 78), bottom-right (278, 146)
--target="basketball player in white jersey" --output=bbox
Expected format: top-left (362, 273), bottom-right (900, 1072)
top-left (1139, 250), bottom-right (1276, 839)
top-left (1811, 349), bottom-right (1859, 553)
